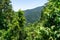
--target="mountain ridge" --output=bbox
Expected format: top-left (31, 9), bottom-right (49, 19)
top-left (24, 6), bottom-right (43, 23)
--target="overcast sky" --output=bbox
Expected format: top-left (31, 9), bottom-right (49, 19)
top-left (11, 0), bottom-right (48, 11)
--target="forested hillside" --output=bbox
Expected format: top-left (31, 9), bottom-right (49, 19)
top-left (24, 6), bottom-right (43, 23)
top-left (0, 0), bottom-right (60, 40)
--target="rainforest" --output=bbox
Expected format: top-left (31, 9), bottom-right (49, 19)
top-left (0, 0), bottom-right (60, 40)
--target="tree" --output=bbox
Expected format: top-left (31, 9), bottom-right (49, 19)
top-left (41, 0), bottom-right (60, 27)
top-left (0, 0), bottom-right (13, 30)
top-left (0, 0), bottom-right (20, 40)
top-left (17, 10), bottom-right (26, 40)
top-left (17, 10), bottom-right (25, 27)
top-left (40, 0), bottom-right (60, 40)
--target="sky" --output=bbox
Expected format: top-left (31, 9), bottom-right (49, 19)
top-left (11, 0), bottom-right (48, 11)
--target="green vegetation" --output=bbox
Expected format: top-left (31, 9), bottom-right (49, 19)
top-left (24, 6), bottom-right (43, 24)
top-left (0, 0), bottom-right (60, 40)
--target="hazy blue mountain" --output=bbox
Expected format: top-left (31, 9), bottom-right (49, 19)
top-left (24, 6), bottom-right (43, 23)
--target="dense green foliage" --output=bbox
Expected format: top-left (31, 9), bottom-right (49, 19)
top-left (40, 0), bottom-right (60, 40)
top-left (0, 0), bottom-right (25, 40)
top-left (0, 0), bottom-right (12, 30)
top-left (0, 0), bottom-right (60, 40)
top-left (22, 0), bottom-right (60, 40)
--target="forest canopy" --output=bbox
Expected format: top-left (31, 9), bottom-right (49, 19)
top-left (0, 0), bottom-right (60, 40)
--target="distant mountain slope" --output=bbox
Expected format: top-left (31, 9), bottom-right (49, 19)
top-left (24, 6), bottom-right (43, 23)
